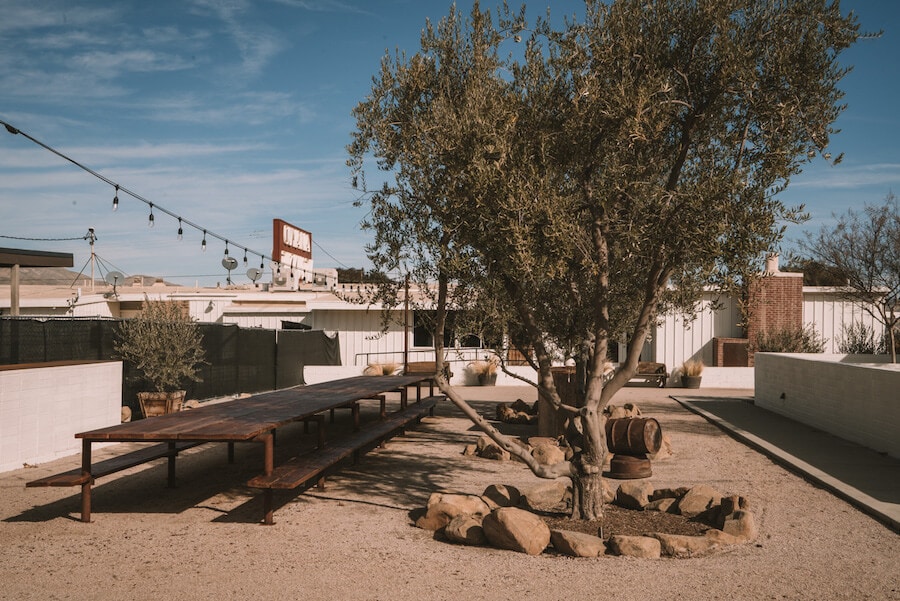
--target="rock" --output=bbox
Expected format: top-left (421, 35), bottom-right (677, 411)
top-left (674, 484), bottom-right (723, 517)
top-left (476, 435), bottom-right (510, 461)
top-left (615, 480), bottom-right (654, 510)
top-left (462, 444), bottom-right (477, 456)
top-left (482, 507), bottom-right (550, 555)
top-left (521, 479), bottom-right (570, 510)
top-left (532, 442), bottom-right (566, 466)
top-left (721, 510), bottom-right (758, 542)
top-left (649, 432), bottom-right (672, 461)
top-left (604, 403), bottom-right (641, 419)
top-left (510, 399), bottom-right (536, 414)
top-left (183, 399), bottom-right (201, 410)
top-left (444, 515), bottom-right (487, 546)
top-left (653, 533), bottom-right (720, 558)
top-left (550, 529), bottom-right (606, 557)
top-left (415, 493), bottom-right (492, 531)
top-left (121, 406), bottom-right (132, 423)
top-left (606, 535), bottom-right (661, 559)
top-left (704, 529), bottom-right (743, 545)
top-left (481, 484), bottom-right (521, 509)
top-left (645, 497), bottom-right (676, 513)
top-left (602, 478), bottom-right (617, 504)
top-left (650, 486), bottom-right (689, 502)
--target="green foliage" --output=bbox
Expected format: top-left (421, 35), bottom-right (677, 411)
top-left (837, 322), bottom-right (885, 355)
top-left (753, 325), bottom-right (827, 354)
top-left (114, 299), bottom-right (206, 392)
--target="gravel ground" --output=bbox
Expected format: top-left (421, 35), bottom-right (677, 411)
top-left (1, 386), bottom-right (897, 601)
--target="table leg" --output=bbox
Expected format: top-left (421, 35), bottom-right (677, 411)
top-left (352, 402), bottom-right (360, 431)
top-left (228, 442), bottom-right (235, 464)
top-left (167, 442), bottom-right (177, 488)
top-left (80, 439), bottom-right (92, 523)
top-left (260, 432), bottom-right (275, 526)
top-left (400, 386), bottom-right (408, 409)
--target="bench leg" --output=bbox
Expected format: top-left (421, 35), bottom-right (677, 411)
top-left (400, 386), bottom-right (408, 409)
top-left (80, 439), bottom-right (92, 523)
top-left (352, 403), bottom-right (360, 432)
top-left (263, 489), bottom-right (274, 526)
top-left (167, 442), bottom-right (177, 488)
top-left (228, 442), bottom-right (235, 464)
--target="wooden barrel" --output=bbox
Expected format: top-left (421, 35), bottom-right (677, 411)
top-left (605, 417), bottom-right (662, 455)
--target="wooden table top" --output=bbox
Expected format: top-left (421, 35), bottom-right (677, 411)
top-left (77, 374), bottom-right (433, 443)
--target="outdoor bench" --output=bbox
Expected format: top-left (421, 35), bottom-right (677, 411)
top-left (26, 440), bottom-right (205, 488)
top-left (248, 395), bottom-right (441, 525)
top-left (630, 362), bottom-right (669, 388)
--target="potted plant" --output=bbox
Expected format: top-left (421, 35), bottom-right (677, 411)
top-left (114, 297), bottom-right (206, 418)
top-left (467, 355), bottom-right (499, 386)
top-left (363, 362), bottom-right (399, 376)
top-left (680, 358), bottom-right (704, 389)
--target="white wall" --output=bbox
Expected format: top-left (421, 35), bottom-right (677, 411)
top-left (653, 292), bottom-right (743, 369)
top-left (755, 353), bottom-right (899, 458)
top-left (0, 361), bottom-right (122, 473)
top-left (802, 289), bottom-right (886, 354)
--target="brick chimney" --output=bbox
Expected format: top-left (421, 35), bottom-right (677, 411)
top-left (746, 253), bottom-right (804, 363)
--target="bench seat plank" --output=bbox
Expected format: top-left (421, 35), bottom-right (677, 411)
top-left (248, 396), bottom-right (440, 491)
top-left (26, 441), bottom-right (205, 487)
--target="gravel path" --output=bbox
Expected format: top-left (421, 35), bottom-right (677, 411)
top-left (1, 386), bottom-right (897, 601)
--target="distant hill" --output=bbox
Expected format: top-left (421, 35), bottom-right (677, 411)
top-left (0, 266), bottom-right (93, 286)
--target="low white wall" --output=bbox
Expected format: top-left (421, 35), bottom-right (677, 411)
top-left (755, 353), bottom-right (899, 458)
top-left (660, 366), bottom-right (755, 389)
top-left (0, 361), bottom-right (122, 473)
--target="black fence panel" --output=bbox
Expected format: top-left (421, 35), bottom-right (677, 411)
top-left (276, 329), bottom-right (342, 388)
top-left (1, 317), bottom-right (331, 416)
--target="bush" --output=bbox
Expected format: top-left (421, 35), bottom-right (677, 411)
top-left (838, 322), bottom-right (885, 355)
top-left (753, 325), bottom-right (827, 353)
top-left (114, 298), bottom-right (206, 392)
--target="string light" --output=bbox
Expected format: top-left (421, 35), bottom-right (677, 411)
top-left (0, 119), bottom-right (349, 285)
top-left (224, 242), bottom-right (229, 257)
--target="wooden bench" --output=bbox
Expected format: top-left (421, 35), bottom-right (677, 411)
top-left (26, 441), bottom-right (205, 488)
top-left (248, 395), bottom-right (441, 525)
top-left (630, 362), bottom-right (669, 388)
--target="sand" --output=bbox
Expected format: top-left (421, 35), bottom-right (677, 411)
top-left (1, 386), bottom-right (897, 601)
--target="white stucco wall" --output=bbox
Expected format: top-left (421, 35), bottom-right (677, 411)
top-left (754, 353), bottom-right (899, 458)
top-left (0, 361), bottom-right (122, 473)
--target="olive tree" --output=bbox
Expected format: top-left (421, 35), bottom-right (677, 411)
top-left (800, 193), bottom-right (900, 361)
top-left (349, 0), bottom-right (859, 519)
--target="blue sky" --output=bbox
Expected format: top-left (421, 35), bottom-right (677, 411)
top-left (1, 0), bottom-right (898, 288)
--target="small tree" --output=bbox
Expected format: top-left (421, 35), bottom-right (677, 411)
top-left (800, 193), bottom-right (900, 361)
top-left (114, 298), bottom-right (206, 392)
top-left (350, 0), bottom-right (859, 519)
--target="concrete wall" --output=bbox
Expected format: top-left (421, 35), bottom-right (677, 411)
top-left (755, 353), bottom-right (899, 459)
top-left (0, 360), bottom-right (122, 473)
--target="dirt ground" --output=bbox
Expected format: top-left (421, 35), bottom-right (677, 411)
top-left (1, 386), bottom-right (897, 601)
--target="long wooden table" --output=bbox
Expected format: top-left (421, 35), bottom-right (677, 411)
top-left (71, 375), bottom-right (433, 522)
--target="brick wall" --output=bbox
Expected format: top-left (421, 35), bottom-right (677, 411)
top-left (747, 271), bottom-right (804, 347)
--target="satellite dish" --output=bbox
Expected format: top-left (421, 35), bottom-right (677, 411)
top-left (222, 257), bottom-right (238, 271)
top-left (246, 267), bottom-right (262, 282)
top-left (105, 271), bottom-right (124, 286)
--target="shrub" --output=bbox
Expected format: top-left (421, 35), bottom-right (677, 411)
top-left (681, 358), bottom-right (704, 376)
top-left (114, 298), bottom-right (206, 392)
top-left (753, 324), bottom-right (827, 353)
top-left (838, 322), bottom-right (885, 354)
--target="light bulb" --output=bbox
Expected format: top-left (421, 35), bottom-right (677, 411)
top-left (112, 186), bottom-right (119, 211)
top-left (148, 204), bottom-right (155, 228)
top-left (177, 219), bottom-right (183, 240)
top-left (201, 231), bottom-right (207, 252)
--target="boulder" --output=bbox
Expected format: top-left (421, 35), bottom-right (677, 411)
top-left (650, 486), bottom-right (689, 502)
top-left (721, 510), bottom-right (758, 542)
top-left (481, 484), bottom-right (521, 509)
top-left (444, 515), bottom-right (487, 546)
top-left (606, 535), bottom-right (661, 559)
top-left (674, 484), bottom-right (723, 518)
top-left (645, 497), bottom-right (677, 513)
top-left (121, 406), bottom-right (132, 423)
top-left (482, 507), bottom-right (550, 555)
top-left (652, 533), bottom-right (720, 558)
top-left (649, 432), bottom-right (673, 461)
top-left (605, 403), bottom-right (641, 419)
top-left (550, 530), bottom-right (606, 558)
top-left (532, 442), bottom-right (566, 466)
top-left (615, 480), bottom-right (654, 510)
top-left (462, 443), bottom-right (477, 456)
top-left (415, 493), bottom-right (491, 531)
top-left (475, 435), bottom-right (510, 461)
top-left (602, 478), bottom-right (617, 504)
top-left (521, 479), bottom-right (570, 510)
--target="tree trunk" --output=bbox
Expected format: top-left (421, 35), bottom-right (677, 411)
top-left (570, 400), bottom-right (607, 520)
